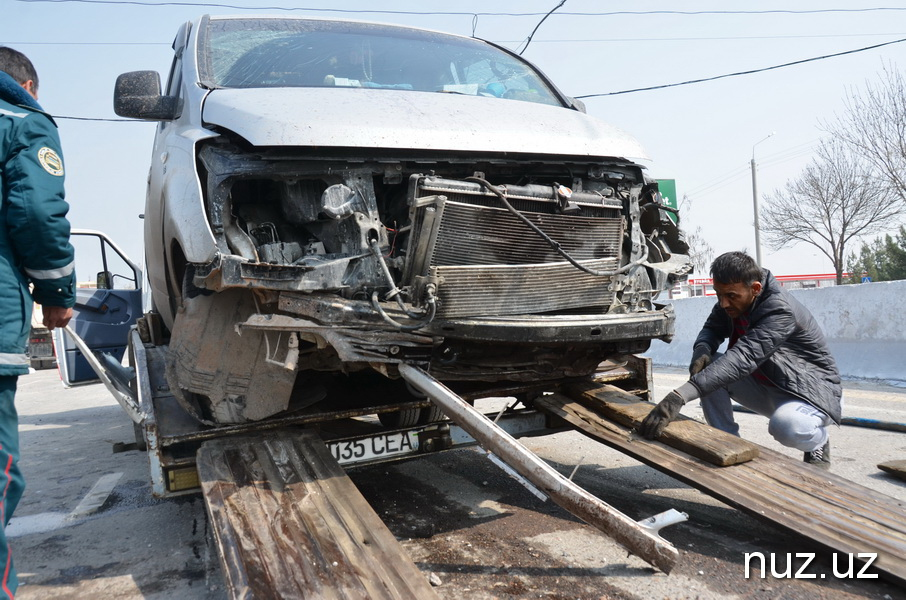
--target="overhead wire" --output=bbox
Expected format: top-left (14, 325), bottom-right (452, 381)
top-left (517, 0), bottom-right (566, 55)
top-left (685, 141), bottom-right (822, 202)
top-left (496, 32), bottom-right (906, 43)
top-left (11, 1), bottom-right (906, 17)
top-left (22, 8), bottom-right (905, 122)
top-left (685, 165), bottom-right (751, 197)
top-left (576, 37), bottom-right (906, 98)
top-left (7, 31), bottom-right (906, 47)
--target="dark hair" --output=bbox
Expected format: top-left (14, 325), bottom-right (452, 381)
top-left (0, 47), bottom-right (38, 92)
top-left (710, 251), bottom-right (762, 285)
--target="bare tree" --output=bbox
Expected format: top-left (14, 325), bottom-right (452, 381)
top-left (684, 226), bottom-right (715, 275)
top-left (761, 139), bottom-right (902, 284)
top-left (829, 63), bottom-right (906, 202)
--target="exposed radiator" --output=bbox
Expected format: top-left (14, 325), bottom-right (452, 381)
top-left (404, 177), bottom-right (625, 318)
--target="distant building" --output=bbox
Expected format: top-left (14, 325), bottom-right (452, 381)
top-left (668, 273), bottom-right (849, 299)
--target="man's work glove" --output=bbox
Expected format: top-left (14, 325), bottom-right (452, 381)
top-left (689, 344), bottom-right (712, 375)
top-left (639, 391), bottom-right (685, 440)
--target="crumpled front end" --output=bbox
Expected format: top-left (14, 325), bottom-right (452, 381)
top-left (168, 137), bottom-right (691, 424)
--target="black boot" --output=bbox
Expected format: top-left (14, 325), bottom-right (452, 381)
top-left (803, 440), bottom-right (831, 469)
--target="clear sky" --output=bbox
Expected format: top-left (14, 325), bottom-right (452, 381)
top-left (4, 0), bottom-right (906, 277)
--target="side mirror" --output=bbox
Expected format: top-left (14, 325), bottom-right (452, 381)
top-left (113, 71), bottom-right (180, 120)
top-left (568, 97), bottom-right (587, 113)
top-left (97, 270), bottom-right (114, 290)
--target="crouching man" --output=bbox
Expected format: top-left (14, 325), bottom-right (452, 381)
top-left (640, 251), bottom-right (842, 468)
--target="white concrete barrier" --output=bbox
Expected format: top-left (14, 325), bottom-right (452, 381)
top-left (645, 279), bottom-right (906, 383)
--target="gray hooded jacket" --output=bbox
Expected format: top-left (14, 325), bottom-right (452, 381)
top-left (685, 270), bottom-right (843, 424)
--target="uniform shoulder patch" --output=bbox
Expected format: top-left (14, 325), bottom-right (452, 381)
top-left (37, 147), bottom-right (64, 176)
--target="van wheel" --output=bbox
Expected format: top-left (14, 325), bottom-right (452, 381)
top-left (378, 408), bottom-right (422, 428)
top-left (418, 405), bottom-right (445, 424)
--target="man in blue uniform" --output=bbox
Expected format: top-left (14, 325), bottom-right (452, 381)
top-left (0, 46), bottom-right (75, 597)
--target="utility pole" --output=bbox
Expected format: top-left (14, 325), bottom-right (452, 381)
top-left (751, 132), bottom-right (775, 266)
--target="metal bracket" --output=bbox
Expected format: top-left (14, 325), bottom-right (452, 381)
top-left (637, 508), bottom-right (689, 537)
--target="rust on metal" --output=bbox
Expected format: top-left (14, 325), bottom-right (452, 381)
top-left (398, 363), bottom-right (681, 574)
top-left (197, 430), bottom-right (441, 600)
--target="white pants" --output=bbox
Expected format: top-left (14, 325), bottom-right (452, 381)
top-left (700, 372), bottom-right (832, 452)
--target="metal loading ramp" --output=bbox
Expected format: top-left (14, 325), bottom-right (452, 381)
top-left (197, 431), bottom-right (441, 600)
top-left (538, 382), bottom-right (906, 586)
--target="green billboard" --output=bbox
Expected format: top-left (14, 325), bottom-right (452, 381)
top-left (656, 179), bottom-right (678, 223)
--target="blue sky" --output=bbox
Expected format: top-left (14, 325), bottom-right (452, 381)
top-left (4, 0), bottom-right (906, 277)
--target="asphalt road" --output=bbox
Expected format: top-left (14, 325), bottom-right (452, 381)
top-left (9, 367), bottom-right (906, 599)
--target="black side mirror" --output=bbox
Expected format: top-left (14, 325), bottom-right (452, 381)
top-left (97, 270), bottom-right (114, 290)
top-left (113, 71), bottom-right (180, 120)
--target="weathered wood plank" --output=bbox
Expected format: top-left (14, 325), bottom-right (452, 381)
top-left (197, 431), bottom-right (440, 600)
top-left (564, 381), bottom-right (759, 466)
top-left (878, 460), bottom-right (906, 481)
top-left (534, 393), bottom-right (906, 587)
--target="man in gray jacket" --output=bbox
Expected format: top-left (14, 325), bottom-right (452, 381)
top-left (640, 251), bottom-right (842, 468)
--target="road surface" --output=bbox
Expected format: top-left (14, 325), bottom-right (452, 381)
top-left (9, 367), bottom-right (906, 599)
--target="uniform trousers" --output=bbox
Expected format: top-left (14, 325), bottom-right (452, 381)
top-left (0, 376), bottom-right (23, 598)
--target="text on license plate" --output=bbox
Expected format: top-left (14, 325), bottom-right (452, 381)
top-left (328, 431), bottom-right (419, 465)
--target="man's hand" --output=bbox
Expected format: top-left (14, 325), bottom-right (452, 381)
top-left (689, 344), bottom-right (712, 375)
top-left (42, 306), bottom-right (73, 330)
top-left (639, 391), bottom-right (685, 440)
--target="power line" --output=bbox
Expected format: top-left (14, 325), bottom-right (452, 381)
top-left (2, 41), bottom-right (169, 45)
top-left (6, 32), bottom-right (906, 47)
top-left (497, 32), bottom-right (906, 44)
top-left (686, 166), bottom-right (750, 197)
top-left (518, 0), bottom-right (566, 56)
top-left (11, 0), bottom-right (906, 18)
top-left (576, 37), bottom-right (906, 98)
top-left (54, 115), bottom-right (143, 121)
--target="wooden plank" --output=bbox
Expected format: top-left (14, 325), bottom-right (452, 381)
top-left (535, 393), bottom-right (906, 587)
top-left (878, 460), bottom-right (906, 481)
top-left (565, 381), bottom-right (759, 466)
top-left (197, 431), bottom-right (440, 600)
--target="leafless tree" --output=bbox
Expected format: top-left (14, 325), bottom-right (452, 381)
top-left (761, 139), bottom-right (902, 284)
top-left (683, 224), bottom-right (715, 275)
top-left (829, 62), bottom-right (906, 202)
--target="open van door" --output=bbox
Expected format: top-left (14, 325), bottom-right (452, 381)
top-left (52, 230), bottom-right (143, 386)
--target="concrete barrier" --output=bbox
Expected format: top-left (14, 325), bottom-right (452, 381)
top-left (645, 279), bottom-right (906, 383)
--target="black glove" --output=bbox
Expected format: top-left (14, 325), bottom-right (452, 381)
top-left (689, 344), bottom-right (712, 375)
top-left (639, 391), bottom-right (685, 440)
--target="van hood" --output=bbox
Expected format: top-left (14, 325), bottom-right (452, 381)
top-left (201, 87), bottom-right (649, 160)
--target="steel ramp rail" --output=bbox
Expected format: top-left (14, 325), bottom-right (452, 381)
top-left (196, 430), bottom-right (441, 600)
top-left (537, 389), bottom-right (906, 587)
top-left (398, 364), bottom-right (685, 574)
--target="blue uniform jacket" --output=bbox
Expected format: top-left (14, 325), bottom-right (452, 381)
top-left (0, 71), bottom-right (75, 375)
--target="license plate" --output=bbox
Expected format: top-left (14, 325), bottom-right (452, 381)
top-left (328, 430), bottom-right (420, 465)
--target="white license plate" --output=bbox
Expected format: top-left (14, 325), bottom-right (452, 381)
top-left (328, 430), bottom-right (420, 465)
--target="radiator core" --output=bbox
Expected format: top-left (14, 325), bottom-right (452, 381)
top-left (405, 178), bottom-right (625, 318)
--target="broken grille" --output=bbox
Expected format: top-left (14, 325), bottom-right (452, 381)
top-left (404, 177), bottom-right (624, 318)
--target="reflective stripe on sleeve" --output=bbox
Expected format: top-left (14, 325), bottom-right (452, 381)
top-left (0, 354), bottom-right (28, 367)
top-left (24, 260), bottom-right (75, 280)
top-left (0, 107), bottom-right (28, 119)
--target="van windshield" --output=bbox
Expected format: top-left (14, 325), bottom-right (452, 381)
top-left (199, 17), bottom-right (564, 107)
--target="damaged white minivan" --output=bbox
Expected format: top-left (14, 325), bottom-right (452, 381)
top-left (114, 15), bottom-right (692, 425)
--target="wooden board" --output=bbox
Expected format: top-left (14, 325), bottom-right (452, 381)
top-left (535, 393), bottom-right (906, 587)
top-left (878, 460), bottom-right (906, 481)
top-left (564, 381), bottom-right (759, 466)
top-left (197, 430), bottom-right (440, 600)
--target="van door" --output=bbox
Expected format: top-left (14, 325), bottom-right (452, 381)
top-left (52, 230), bottom-right (143, 386)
